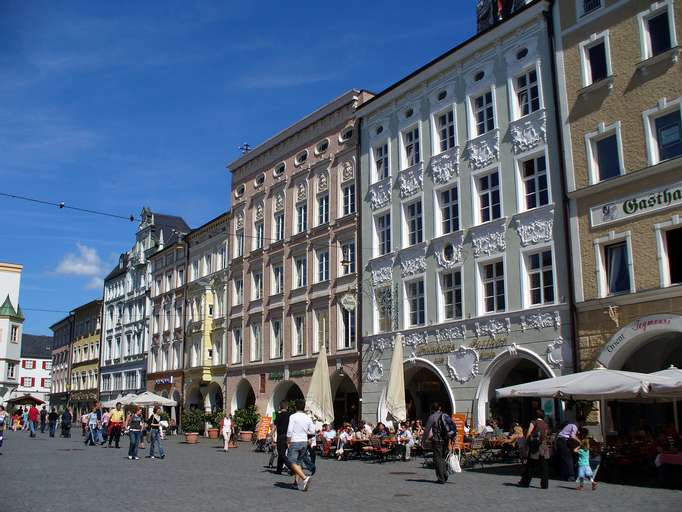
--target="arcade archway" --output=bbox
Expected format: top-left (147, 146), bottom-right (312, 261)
top-left (267, 380), bottom-right (304, 415)
top-left (231, 379), bottom-right (256, 413)
top-left (331, 374), bottom-right (359, 427)
top-left (404, 359), bottom-right (454, 421)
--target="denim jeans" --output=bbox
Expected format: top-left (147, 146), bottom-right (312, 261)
top-left (49, 421), bottom-right (56, 437)
top-left (29, 420), bottom-right (36, 437)
top-left (149, 429), bottom-right (165, 457)
top-left (95, 427), bottom-right (103, 444)
top-left (288, 442), bottom-right (314, 475)
top-left (84, 427), bottom-right (96, 445)
top-left (128, 430), bottom-right (141, 458)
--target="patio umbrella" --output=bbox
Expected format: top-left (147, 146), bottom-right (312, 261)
top-left (6, 394), bottom-right (45, 406)
top-left (132, 391), bottom-right (177, 407)
top-left (385, 334), bottom-right (407, 422)
top-left (101, 394), bottom-right (124, 408)
top-left (651, 366), bottom-right (682, 430)
top-left (305, 348), bottom-right (334, 424)
top-left (117, 393), bottom-right (139, 406)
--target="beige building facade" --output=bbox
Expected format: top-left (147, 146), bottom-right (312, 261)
top-left (554, 0), bottom-right (682, 395)
top-left (69, 300), bottom-right (102, 416)
top-left (226, 90), bottom-right (372, 423)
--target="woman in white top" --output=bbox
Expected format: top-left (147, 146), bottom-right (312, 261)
top-left (221, 414), bottom-right (233, 453)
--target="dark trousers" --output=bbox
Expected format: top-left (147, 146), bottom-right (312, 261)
top-left (109, 424), bottom-right (122, 447)
top-left (48, 421), bottom-right (56, 437)
top-left (276, 437), bottom-right (290, 473)
top-left (556, 437), bottom-right (575, 480)
top-left (40, 420), bottom-right (46, 433)
top-left (520, 456), bottom-right (549, 489)
top-left (432, 441), bottom-right (449, 483)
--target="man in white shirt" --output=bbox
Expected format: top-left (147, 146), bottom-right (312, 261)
top-left (286, 399), bottom-right (315, 491)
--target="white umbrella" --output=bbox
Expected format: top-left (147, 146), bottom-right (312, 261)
top-left (651, 366), bottom-right (682, 431)
top-left (133, 391), bottom-right (177, 407)
top-left (496, 367), bottom-right (678, 401)
top-left (385, 334), bottom-right (407, 422)
top-left (101, 395), bottom-right (123, 408)
top-left (305, 348), bottom-right (334, 424)
top-left (118, 393), bottom-right (139, 406)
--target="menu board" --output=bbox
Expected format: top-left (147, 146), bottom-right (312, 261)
top-left (452, 413), bottom-right (467, 450)
top-left (257, 416), bottom-right (272, 440)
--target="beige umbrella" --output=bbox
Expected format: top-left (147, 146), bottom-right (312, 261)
top-left (386, 334), bottom-right (407, 422)
top-left (305, 348), bottom-right (334, 424)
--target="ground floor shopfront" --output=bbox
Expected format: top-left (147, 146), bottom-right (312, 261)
top-left (70, 389), bottom-right (98, 417)
top-left (225, 354), bottom-right (360, 426)
top-left (99, 358), bottom-right (147, 405)
top-left (184, 366), bottom-right (225, 414)
top-left (362, 307), bottom-right (574, 430)
top-left (146, 370), bottom-right (183, 421)
top-left (48, 391), bottom-right (69, 412)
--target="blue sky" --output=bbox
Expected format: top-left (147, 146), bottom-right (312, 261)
top-left (0, 0), bottom-right (476, 335)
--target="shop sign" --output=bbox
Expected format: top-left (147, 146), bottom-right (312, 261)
top-left (590, 181), bottom-right (682, 227)
top-left (268, 372), bottom-right (284, 381)
top-left (415, 340), bottom-right (459, 356)
top-left (155, 377), bottom-right (172, 385)
top-left (340, 293), bottom-right (357, 312)
top-left (471, 338), bottom-right (507, 350)
top-left (478, 350), bottom-right (497, 360)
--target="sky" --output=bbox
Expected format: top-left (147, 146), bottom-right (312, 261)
top-left (0, 0), bottom-right (477, 335)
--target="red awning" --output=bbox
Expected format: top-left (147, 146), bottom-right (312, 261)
top-left (6, 394), bottom-right (46, 406)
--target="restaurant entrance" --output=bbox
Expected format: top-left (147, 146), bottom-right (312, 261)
top-left (404, 361), bottom-right (453, 421)
top-left (332, 374), bottom-right (359, 427)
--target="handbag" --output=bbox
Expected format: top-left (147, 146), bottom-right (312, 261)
top-left (446, 451), bottom-right (462, 474)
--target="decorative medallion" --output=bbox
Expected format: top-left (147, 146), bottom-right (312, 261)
top-left (318, 171), bottom-right (329, 193)
top-left (447, 346), bottom-right (480, 384)
top-left (366, 359), bottom-right (384, 383)
top-left (341, 161), bottom-right (354, 182)
top-left (255, 202), bottom-right (264, 221)
top-left (546, 336), bottom-right (564, 369)
top-left (465, 129), bottom-right (499, 170)
top-left (371, 266), bottom-right (393, 286)
top-left (369, 179), bottom-right (392, 210)
top-left (274, 192), bottom-right (284, 212)
top-left (472, 230), bottom-right (506, 257)
top-left (236, 212), bottom-right (244, 230)
top-left (435, 325), bottom-right (466, 342)
top-left (510, 109), bottom-right (547, 154)
top-left (371, 336), bottom-right (393, 352)
top-left (398, 164), bottom-right (424, 199)
top-left (340, 293), bottom-right (357, 312)
top-left (516, 218), bottom-right (553, 247)
top-left (400, 255), bottom-right (427, 277)
top-left (435, 241), bottom-right (463, 269)
top-left (296, 182), bottom-right (307, 202)
top-left (430, 148), bottom-right (459, 184)
top-left (520, 311), bottom-right (560, 332)
top-left (404, 332), bottom-right (427, 346)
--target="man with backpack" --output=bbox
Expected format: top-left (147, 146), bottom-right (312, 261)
top-left (519, 409), bottom-right (550, 489)
top-left (421, 402), bottom-right (457, 484)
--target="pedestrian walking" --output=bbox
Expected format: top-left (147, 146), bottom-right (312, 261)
top-left (285, 399), bottom-right (315, 491)
top-left (101, 409), bottom-right (110, 445)
top-left (421, 402), bottom-right (457, 484)
top-left (221, 413), bottom-right (233, 453)
top-left (39, 406), bottom-right (47, 433)
top-left (108, 402), bottom-right (124, 448)
top-left (146, 405), bottom-right (165, 459)
top-left (84, 406), bottom-right (98, 446)
top-left (274, 401), bottom-right (291, 475)
top-left (519, 409), bottom-right (550, 489)
top-left (21, 408), bottom-right (29, 431)
top-left (27, 404), bottom-right (40, 438)
top-left (48, 408), bottom-right (59, 438)
top-left (0, 405), bottom-right (8, 453)
top-left (61, 407), bottom-right (72, 438)
top-left (575, 438), bottom-right (597, 491)
top-left (126, 406), bottom-right (144, 460)
top-left (556, 416), bottom-right (583, 481)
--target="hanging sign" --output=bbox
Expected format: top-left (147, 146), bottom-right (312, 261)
top-left (590, 181), bottom-right (682, 227)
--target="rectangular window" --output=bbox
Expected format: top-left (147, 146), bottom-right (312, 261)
top-left (482, 261), bottom-right (505, 313)
top-left (403, 126), bottom-right (420, 167)
top-left (7, 363), bottom-right (15, 379)
top-left (442, 270), bottom-right (463, 320)
top-left (527, 250), bottom-right (555, 305)
top-left (377, 213), bottom-right (391, 256)
top-left (255, 222), bottom-right (264, 249)
top-left (24, 360), bottom-right (35, 370)
top-left (315, 309), bottom-right (329, 354)
top-left (21, 377), bottom-right (32, 387)
top-left (274, 213), bottom-right (285, 241)
top-left (521, 156), bottom-right (549, 210)
top-left (374, 143), bottom-right (389, 180)
top-left (251, 324), bottom-right (262, 361)
top-left (293, 315), bottom-right (305, 356)
top-left (273, 265), bottom-right (284, 294)
top-left (605, 242), bottom-right (631, 294)
top-left (407, 200), bottom-right (423, 245)
top-left (343, 184), bottom-right (356, 215)
top-left (192, 260), bottom-right (199, 280)
top-left (317, 251), bottom-right (329, 282)
top-left (236, 231), bottom-right (244, 257)
top-left (516, 69), bottom-right (540, 117)
top-left (474, 91), bottom-right (494, 136)
top-left (478, 171), bottom-right (501, 223)
top-left (253, 272), bottom-right (263, 300)
top-left (648, 11), bottom-right (672, 57)
top-left (595, 133), bottom-right (621, 181)
top-left (407, 280), bottom-right (425, 326)
top-left (10, 325), bottom-right (18, 342)
top-left (232, 328), bottom-right (243, 364)
top-left (341, 309), bottom-right (355, 349)
top-left (271, 319), bottom-right (283, 359)
top-left (375, 287), bottom-right (392, 333)
top-left (297, 204), bottom-right (308, 233)
top-left (296, 257), bottom-right (307, 288)
top-left (588, 42), bottom-right (608, 83)
top-left (440, 186), bottom-right (460, 234)
top-left (318, 194), bottom-right (329, 225)
top-left (655, 111), bottom-right (682, 161)
top-left (666, 228), bottom-right (682, 285)
top-left (205, 254), bottom-right (212, 275)
top-left (437, 110), bottom-right (456, 152)
top-left (582, 0), bottom-right (601, 16)
top-left (341, 241), bottom-right (356, 275)
top-left (235, 279), bottom-right (243, 305)
top-left (177, 269), bottom-right (184, 286)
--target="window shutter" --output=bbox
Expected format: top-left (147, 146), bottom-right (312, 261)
top-left (31, 377), bottom-right (35, 386)
top-left (21, 360), bottom-right (26, 368)
top-left (42, 361), bottom-right (47, 369)
top-left (41, 378), bottom-right (46, 387)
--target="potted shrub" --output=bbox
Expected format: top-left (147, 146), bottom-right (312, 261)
top-left (207, 411), bottom-right (221, 439)
top-left (233, 405), bottom-right (259, 442)
top-left (181, 409), bottom-right (204, 444)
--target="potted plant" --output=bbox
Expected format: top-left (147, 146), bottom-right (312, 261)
top-left (207, 411), bottom-right (221, 439)
top-left (233, 405), bottom-right (259, 442)
top-left (181, 409), bottom-right (204, 444)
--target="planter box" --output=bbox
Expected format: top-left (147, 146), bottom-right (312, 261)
top-left (184, 432), bottom-right (199, 444)
top-left (207, 428), bottom-right (220, 439)
top-left (238, 431), bottom-right (253, 442)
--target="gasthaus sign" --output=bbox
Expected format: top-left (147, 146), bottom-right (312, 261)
top-left (590, 181), bottom-right (682, 228)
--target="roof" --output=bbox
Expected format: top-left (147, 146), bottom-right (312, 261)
top-left (187, 211), bottom-right (230, 239)
top-left (20, 334), bottom-right (53, 359)
top-left (104, 253), bottom-right (128, 282)
top-left (153, 212), bottom-right (191, 246)
top-left (357, 0), bottom-right (544, 113)
top-left (0, 294), bottom-right (23, 320)
top-left (49, 313), bottom-right (73, 331)
top-left (71, 299), bottom-right (102, 315)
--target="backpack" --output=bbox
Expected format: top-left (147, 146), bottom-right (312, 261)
top-left (433, 413), bottom-right (457, 442)
top-left (528, 420), bottom-right (543, 453)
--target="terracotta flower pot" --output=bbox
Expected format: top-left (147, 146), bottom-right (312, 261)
top-left (184, 432), bottom-right (199, 444)
top-left (238, 431), bottom-right (253, 442)
top-left (207, 428), bottom-right (220, 439)
top-left (228, 438), bottom-right (238, 448)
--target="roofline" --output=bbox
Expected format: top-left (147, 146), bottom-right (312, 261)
top-left (49, 313), bottom-right (74, 330)
top-left (187, 211), bottom-right (230, 238)
top-left (357, 0), bottom-right (545, 114)
top-left (70, 299), bottom-right (103, 315)
top-left (227, 89), bottom-right (365, 171)
top-left (0, 262), bottom-right (23, 272)
top-left (150, 238), bottom-right (187, 260)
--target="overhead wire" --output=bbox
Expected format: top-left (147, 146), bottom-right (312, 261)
top-left (0, 192), bottom-right (139, 222)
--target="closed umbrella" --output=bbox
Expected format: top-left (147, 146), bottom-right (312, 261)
top-left (305, 348), bottom-right (334, 424)
top-left (385, 334), bottom-right (407, 422)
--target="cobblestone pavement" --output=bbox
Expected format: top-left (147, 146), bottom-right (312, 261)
top-left (0, 431), bottom-right (679, 512)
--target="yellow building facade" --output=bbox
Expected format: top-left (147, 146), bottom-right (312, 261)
top-left (70, 300), bottom-right (102, 416)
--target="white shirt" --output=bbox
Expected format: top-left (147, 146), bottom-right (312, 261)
top-left (287, 412), bottom-right (315, 443)
top-left (222, 418), bottom-right (232, 434)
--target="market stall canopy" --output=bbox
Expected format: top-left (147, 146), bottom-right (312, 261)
top-left (649, 365), bottom-right (682, 397)
top-left (6, 394), bottom-right (45, 406)
top-left (496, 366), bottom-right (679, 401)
top-left (132, 391), bottom-right (177, 407)
top-left (386, 334), bottom-right (407, 422)
top-left (305, 348), bottom-right (334, 424)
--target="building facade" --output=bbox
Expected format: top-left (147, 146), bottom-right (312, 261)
top-left (553, 0), bottom-right (682, 405)
top-left (49, 314), bottom-right (74, 410)
top-left (0, 262), bottom-right (24, 406)
top-left (100, 208), bottom-right (191, 404)
top-left (183, 213), bottom-right (229, 413)
top-left (226, 90), bottom-right (371, 422)
top-left (359, 0), bottom-right (574, 428)
top-left (69, 300), bottom-right (102, 416)
top-left (147, 236), bottom-right (188, 419)
top-left (13, 334), bottom-right (53, 404)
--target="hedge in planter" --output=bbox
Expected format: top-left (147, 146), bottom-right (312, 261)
top-left (233, 405), bottom-right (259, 435)
top-left (181, 409), bottom-right (205, 434)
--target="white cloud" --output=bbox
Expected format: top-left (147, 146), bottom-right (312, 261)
top-left (56, 243), bottom-right (105, 277)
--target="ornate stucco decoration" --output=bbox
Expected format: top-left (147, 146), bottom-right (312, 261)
top-left (296, 182), bottom-right (307, 202)
top-left (465, 129), bottom-right (499, 170)
top-left (255, 202), bottom-right (264, 221)
top-left (515, 216), bottom-right (553, 247)
top-left (475, 318), bottom-right (510, 339)
top-left (318, 171), bottom-right (329, 193)
top-left (404, 332), bottom-right (427, 346)
top-left (510, 109), bottom-right (546, 154)
top-left (236, 212), bottom-right (244, 230)
top-left (371, 336), bottom-right (393, 352)
top-left (546, 336), bottom-right (564, 369)
top-left (472, 228), bottom-right (506, 257)
top-left (341, 161), bottom-right (354, 183)
top-left (369, 179), bottom-right (392, 210)
top-left (435, 325), bottom-right (466, 342)
top-left (366, 359), bottom-right (384, 383)
top-left (520, 311), bottom-right (560, 332)
top-left (400, 255), bottom-right (426, 277)
top-left (434, 237), bottom-right (464, 269)
top-left (447, 346), bottom-right (480, 383)
top-left (274, 192), bottom-right (284, 212)
top-left (506, 342), bottom-right (519, 358)
top-left (430, 147), bottom-right (459, 185)
top-left (398, 163), bottom-right (424, 199)
top-left (371, 266), bottom-right (393, 286)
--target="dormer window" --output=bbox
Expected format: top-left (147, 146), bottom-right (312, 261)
top-left (315, 139), bottom-right (329, 155)
top-left (474, 70), bottom-right (485, 82)
top-left (405, 108), bottom-right (414, 119)
top-left (274, 162), bottom-right (285, 177)
top-left (376, 125), bottom-right (384, 135)
top-left (234, 184), bottom-right (245, 198)
top-left (516, 48), bottom-right (529, 60)
top-left (255, 174), bottom-right (265, 187)
top-left (295, 150), bottom-right (308, 165)
top-left (340, 127), bottom-right (353, 142)
top-left (437, 90), bottom-right (447, 101)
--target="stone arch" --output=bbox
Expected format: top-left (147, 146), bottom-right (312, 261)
top-left (267, 380), bottom-right (304, 416)
top-left (185, 385), bottom-right (203, 410)
top-left (331, 372), bottom-right (359, 426)
top-left (230, 378), bottom-right (255, 413)
top-left (206, 382), bottom-right (224, 412)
